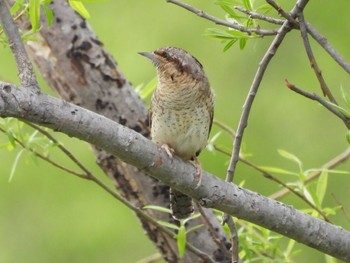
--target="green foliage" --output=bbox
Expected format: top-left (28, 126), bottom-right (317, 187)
top-left (135, 77), bottom-right (157, 102)
top-left (143, 205), bottom-right (202, 258)
top-left (205, 0), bottom-right (273, 51)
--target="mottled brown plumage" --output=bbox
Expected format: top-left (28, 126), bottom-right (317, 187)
top-left (139, 47), bottom-right (214, 220)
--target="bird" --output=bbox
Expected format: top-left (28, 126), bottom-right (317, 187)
top-left (139, 47), bottom-right (214, 220)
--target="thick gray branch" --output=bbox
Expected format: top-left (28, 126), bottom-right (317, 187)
top-left (1, 83), bottom-right (350, 262)
top-left (0, 1), bottom-right (38, 90)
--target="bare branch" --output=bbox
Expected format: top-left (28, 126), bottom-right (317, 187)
top-left (266, 0), bottom-right (350, 75)
top-left (234, 6), bottom-right (284, 25)
top-left (166, 0), bottom-right (278, 36)
top-left (1, 82), bottom-right (350, 261)
top-left (298, 12), bottom-right (337, 104)
top-left (285, 79), bottom-right (350, 127)
top-left (306, 22), bottom-right (350, 74)
top-left (0, 1), bottom-right (39, 91)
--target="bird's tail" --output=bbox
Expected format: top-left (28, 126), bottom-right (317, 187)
top-left (170, 188), bottom-right (194, 220)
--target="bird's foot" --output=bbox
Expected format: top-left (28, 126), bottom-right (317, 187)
top-left (161, 144), bottom-right (175, 162)
top-left (191, 157), bottom-right (203, 189)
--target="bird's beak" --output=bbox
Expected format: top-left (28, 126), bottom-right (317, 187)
top-left (138, 51), bottom-right (157, 63)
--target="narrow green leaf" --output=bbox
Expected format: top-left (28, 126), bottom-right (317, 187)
top-left (239, 38), bottom-right (247, 50)
top-left (7, 130), bottom-right (17, 148)
top-left (243, 0), bottom-right (253, 11)
top-left (157, 220), bottom-right (179, 231)
top-left (43, 5), bottom-right (54, 27)
top-left (347, 131), bottom-right (350, 144)
top-left (29, 0), bottom-right (41, 32)
top-left (68, 0), bottom-right (90, 19)
top-left (223, 39), bottom-right (237, 51)
top-left (258, 166), bottom-right (298, 176)
top-left (186, 224), bottom-right (204, 234)
top-left (327, 101), bottom-right (350, 118)
top-left (143, 205), bottom-right (171, 214)
top-left (138, 77), bottom-right (157, 100)
top-left (221, 5), bottom-right (238, 18)
top-left (205, 28), bottom-right (237, 40)
top-left (277, 149), bottom-right (303, 171)
top-left (9, 149), bottom-right (25, 182)
top-left (340, 86), bottom-right (350, 109)
top-left (10, 0), bottom-right (24, 15)
top-left (177, 225), bottom-right (187, 258)
top-left (303, 187), bottom-right (316, 206)
top-left (316, 170), bottom-right (328, 205)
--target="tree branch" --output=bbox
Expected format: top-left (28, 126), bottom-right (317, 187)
top-left (1, 82), bottom-right (350, 261)
top-left (226, 0), bottom-right (310, 183)
top-left (0, 1), bottom-right (38, 91)
top-left (166, 0), bottom-right (278, 36)
top-left (285, 79), bottom-right (350, 127)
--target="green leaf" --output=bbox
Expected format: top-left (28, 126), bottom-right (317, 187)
top-left (223, 39), bottom-right (238, 51)
top-left (303, 187), bottom-right (316, 206)
top-left (157, 220), bottom-right (179, 231)
top-left (239, 38), bottom-right (247, 50)
top-left (258, 166), bottom-right (298, 176)
top-left (243, 0), bottom-right (253, 11)
top-left (10, 0), bottom-right (24, 15)
top-left (316, 170), bottom-right (328, 205)
top-left (347, 131), bottom-right (350, 144)
top-left (221, 5), bottom-right (238, 18)
top-left (138, 77), bottom-right (157, 100)
top-left (7, 130), bottom-right (17, 148)
top-left (205, 28), bottom-right (238, 40)
top-left (327, 101), bottom-right (350, 118)
top-left (9, 149), bottom-right (25, 182)
top-left (29, 0), bottom-right (41, 32)
top-left (255, 4), bottom-right (273, 14)
top-left (277, 149), bottom-right (303, 172)
top-left (68, 0), bottom-right (90, 19)
top-left (186, 224), bottom-right (204, 234)
top-left (177, 224), bottom-right (187, 258)
top-left (43, 4), bottom-right (54, 27)
top-left (143, 205), bottom-right (172, 214)
top-left (341, 86), bottom-right (350, 109)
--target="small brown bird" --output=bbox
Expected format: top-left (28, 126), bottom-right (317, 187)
top-left (139, 47), bottom-right (214, 220)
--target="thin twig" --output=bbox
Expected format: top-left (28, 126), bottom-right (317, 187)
top-left (0, 1), bottom-right (39, 91)
top-left (234, 6), bottom-right (284, 25)
top-left (213, 119), bottom-right (236, 138)
top-left (298, 12), bottom-right (337, 103)
top-left (265, 0), bottom-right (299, 28)
top-left (225, 216), bottom-right (239, 263)
top-left (166, 0), bottom-right (278, 36)
top-left (196, 203), bottom-right (231, 260)
top-left (24, 121), bottom-right (94, 177)
top-left (270, 147), bottom-right (350, 200)
top-left (331, 193), bottom-right (350, 223)
top-left (306, 23), bottom-right (350, 75)
top-left (285, 79), bottom-right (350, 128)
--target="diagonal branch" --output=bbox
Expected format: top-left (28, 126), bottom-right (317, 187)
top-left (285, 79), bottom-right (350, 127)
top-left (298, 12), bottom-right (337, 104)
top-left (0, 1), bottom-right (39, 91)
top-left (1, 82), bottom-right (350, 262)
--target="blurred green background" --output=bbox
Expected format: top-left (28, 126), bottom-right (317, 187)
top-left (1, 0), bottom-right (350, 262)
